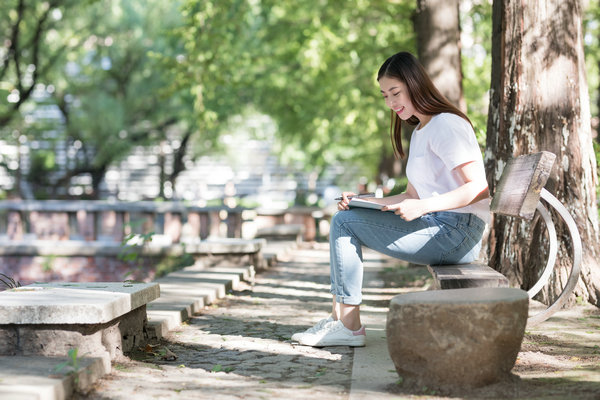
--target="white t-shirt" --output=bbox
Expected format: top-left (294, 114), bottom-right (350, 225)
top-left (405, 113), bottom-right (490, 223)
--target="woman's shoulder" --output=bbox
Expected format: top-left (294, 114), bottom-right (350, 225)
top-left (433, 112), bottom-right (469, 125)
top-left (429, 113), bottom-right (472, 132)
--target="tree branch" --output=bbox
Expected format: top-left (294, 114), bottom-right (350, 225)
top-left (0, 0), bottom-right (25, 82)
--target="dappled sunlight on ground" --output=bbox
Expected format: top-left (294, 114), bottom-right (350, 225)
top-left (78, 242), bottom-right (600, 400)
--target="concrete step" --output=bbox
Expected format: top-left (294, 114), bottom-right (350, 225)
top-left (262, 240), bottom-right (299, 267)
top-left (146, 265), bottom-right (255, 339)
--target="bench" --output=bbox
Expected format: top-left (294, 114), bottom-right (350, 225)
top-left (255, 223), bottom-right (305, 243)
top-left (0, 282), bottom-right (160, 373)
top-left (427, 151), bottom-right (582, 325)
top-left (386, 151), bottom-right (583, 389)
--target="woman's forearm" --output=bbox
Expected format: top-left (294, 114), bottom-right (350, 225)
top-left (420, 180), bottom-right (489, 214)
top-left (369, 182), bottom-right (419, 205)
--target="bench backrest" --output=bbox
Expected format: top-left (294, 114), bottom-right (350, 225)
top-left (490, 151), bottom-right (556, 220)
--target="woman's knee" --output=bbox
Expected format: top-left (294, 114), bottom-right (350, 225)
top-left (330, 211), bottom-right (358, 240)
top-left (330, 211), bottom-right (345, 235)
top-left (331, 209), bottom-right (358, 228)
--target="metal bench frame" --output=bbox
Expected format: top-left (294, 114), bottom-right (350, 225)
top-left (526, 187), bottom-right (582, 324)
top-left (429, 151), bottom-right (582, 325)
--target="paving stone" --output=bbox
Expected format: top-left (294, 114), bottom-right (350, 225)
top-left (77, 244), bottom-right (359, 400)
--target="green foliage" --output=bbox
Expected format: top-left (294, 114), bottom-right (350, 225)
top-left (51, 0), bottom-right (196, 174)
top-left (154, 252), bottom-right (195, 279)
top-left (54, 348), bottom-right (81, 377)
top-left (119, 219), bottom-right (155, 275)
top-left (28, 150), bottom-right (57, 185)
top-left (3, 0), bottom-right (599, 199)
top-left (584, 0), bottom-right (600, 119)
top-left (386, 176), bottom-right (408, 197)
top-left (211, 364), bottom-right (235, 373)
top-left (0, 0), bottom-right (96, 127)
top-left (177, 0), bottom-right (416, 180)
top-left (2, 0), bottom-right (206, 198)
top-left (460, 0), bottom-right (492, 144)
top-left (42, 255), bottom-right (56, 273)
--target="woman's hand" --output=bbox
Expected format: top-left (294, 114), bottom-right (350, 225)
top-left (337, 191), bottom-right (357, 211)
top-left (382, 198), bottom-right (430, 221)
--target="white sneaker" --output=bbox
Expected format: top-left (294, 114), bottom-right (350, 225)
top-left (297, 320), bottom-right (366, 347)
top-left (291, 316), bottom-right (334, 342)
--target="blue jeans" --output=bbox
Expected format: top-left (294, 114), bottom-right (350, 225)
top-left (329, 208), bottom-right (486, 305)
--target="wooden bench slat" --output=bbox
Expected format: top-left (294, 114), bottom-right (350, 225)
top-left (428, 264), bottom-right (510, 290)
top-left (490, 151), bottom-right (556, 220)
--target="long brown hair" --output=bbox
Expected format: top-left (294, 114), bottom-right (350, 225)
top-left (377, 51), bottom-right (471, 158)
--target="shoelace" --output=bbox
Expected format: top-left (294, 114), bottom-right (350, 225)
top-left (315, 320), bottom-right (344, 335)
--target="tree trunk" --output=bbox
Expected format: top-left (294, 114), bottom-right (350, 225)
top-left (413, 0), bottom-right (466, 111)
top-left (597, 56), bottom-right (600, 142)
top-left (486, 0), bottom-right (600, 306)
top-left (90, 165), bottom-right (108, 200)
top-left (168, 130), bottom-right (193, 196)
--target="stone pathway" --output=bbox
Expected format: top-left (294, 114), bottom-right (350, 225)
top-left (77, 243), bottom-right (410, 400)
top-left (75, 242), bottom-right (600, 400)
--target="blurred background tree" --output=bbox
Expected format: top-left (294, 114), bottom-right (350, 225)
top-left (0, 0), bottom-right (598, 202)
top-left (175, 0), bottom-right (417, 189)
top-left (1, 0), bottom-right (201, 199)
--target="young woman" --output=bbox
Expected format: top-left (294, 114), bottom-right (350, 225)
top-left (292, 51), bottom-right (490, 347)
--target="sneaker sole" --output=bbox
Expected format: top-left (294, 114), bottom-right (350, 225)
top-left (290, 333), bottom-right (304, 342)
top-left (301, 336), bottom-right (366, 347)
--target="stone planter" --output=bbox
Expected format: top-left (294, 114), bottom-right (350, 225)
top-left (386, 287), bottom-right (529, 389)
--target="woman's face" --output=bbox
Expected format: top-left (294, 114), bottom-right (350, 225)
top-left (379, 76), bottom-right (417, 121)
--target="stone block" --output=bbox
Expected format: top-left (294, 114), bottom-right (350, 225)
top-left (0, 282), bottom-right (157, 372)
top-left (0, 282), bottom-right (159, 324)
top-left (1, 305), bottom-right (148, 372)
top-left (18, 325), bottom-right (106, 359)
top-left (386, 287), bottom-right (528, 389)
top-left (0, 328), bottom-right (17, 355)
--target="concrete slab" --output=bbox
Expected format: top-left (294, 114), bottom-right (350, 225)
top-left (350, 318), bottom-right (399, 399)
top-left (155, 283), bottom-right (220, 304)
top-left (184, 238), bottom-right (265, 254)
top-left (198, 266), bottom-right (255, 281)
top-left (149, 294), bottom-right (206, 312)
top-left (261, 241), bottom-right (297, 266)
top-left (0, 355), bottom-right (104, 400)
top-left (0, 282), bottom-right (159, 324)
top-left (145, 319), bottom-right (169, 340)
top-left (349, 254), bottom-right (410, 400)
top-left (146, 309), bottom-right (188, 333)
top-left (164, 270), bottom-right (242, 288)
top-left (0, 238), bottom-right (265, 257)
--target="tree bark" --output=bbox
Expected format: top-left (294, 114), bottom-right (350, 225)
top-left (168, 129), bottom-right (193, 196)
top-left (413, 0), bottom-right (466, 111)
top-left (486, 0), bottom-right (600, 306)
